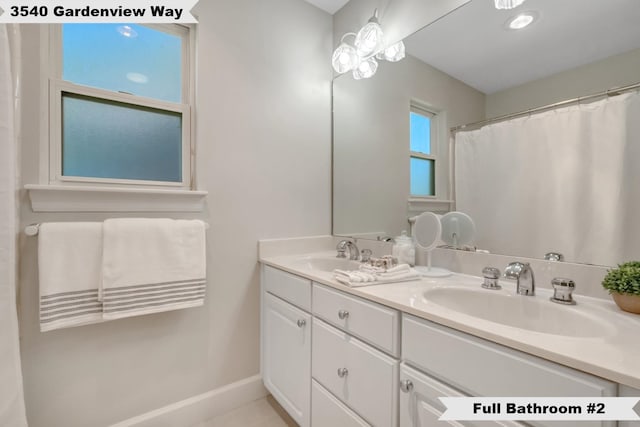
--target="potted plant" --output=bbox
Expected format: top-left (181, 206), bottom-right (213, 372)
top-left (602, 261), bottom-right (640, 314)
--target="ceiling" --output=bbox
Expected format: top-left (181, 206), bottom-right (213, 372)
top-left (405, 0), bottom-right (640, 94)
top-left (303, 0), bottom-right (350, 14)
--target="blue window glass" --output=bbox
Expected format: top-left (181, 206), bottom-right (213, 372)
top-left (410, 111), bottom-right (431, 154)
top-left (62, 93), bottom-right (182, 182)
top-left (410, 157), bottom-right (435, 196)
top-left (63, 24), bottom-right (182, 103)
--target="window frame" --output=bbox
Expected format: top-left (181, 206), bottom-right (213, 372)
top-left (409, 103), bottom-right (438, 198)
top-left (46, 23), bottom-right (193, 189)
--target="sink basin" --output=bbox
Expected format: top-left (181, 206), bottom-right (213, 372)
top-left (291, 256), bottom-right (361, 272)
top-left (423, 287), bottom-right (613, 338)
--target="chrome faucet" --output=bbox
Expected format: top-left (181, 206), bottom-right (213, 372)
top-left (336, 240), bottom-right (360, 260)
top-left (504, 262), bottom-right (535, 296)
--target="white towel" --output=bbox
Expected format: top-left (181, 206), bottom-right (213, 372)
top-left (334, 265), bottom-right (420, 287)
top-left (101, 218), bottom-right (206, 320)
top-left (360, 263), bottom-right (411, 274)
top-left (334, 269), bottom-right (376, 283)
top-left (38, 222), bottom-right (103, 332)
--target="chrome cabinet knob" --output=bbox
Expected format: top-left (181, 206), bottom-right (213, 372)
top-left (400, 379), bottom-right (414, 393)
top-left (338, 310), bottom-right (350, 320)
top-left (337, 368), bottom-right (349, 378)
top-left (296, 319), bottom-right (306, 328)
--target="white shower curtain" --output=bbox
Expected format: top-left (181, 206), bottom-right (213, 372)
top-left (455, 91), bottom-right (640, 266)
top-left (0, 24), bottom-right (28, 426)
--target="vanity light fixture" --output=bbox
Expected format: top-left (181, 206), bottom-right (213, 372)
top-left (494, 0), bottom-right (526, 10)
top-left (332, 9), bottom-right (406, 80)
top-left (354, 10), bottom-right (385, 56)
top-left (506, 11), bottom-right (538, 30)
top-left (353, 57), bottom-right (378, 80)
top-left (331, 33), bottom-right (359, 73)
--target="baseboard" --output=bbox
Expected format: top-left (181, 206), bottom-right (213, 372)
top-left (109, 375), bottom-right (268, 427)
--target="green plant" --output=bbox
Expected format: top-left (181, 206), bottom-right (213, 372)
top-left (602, 261), bottom-right (640, 295)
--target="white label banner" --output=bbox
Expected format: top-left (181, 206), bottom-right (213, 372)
top-left (0, 0), bottom-right (198, 23)
top-left (440, 397), bottom-right (640, 421)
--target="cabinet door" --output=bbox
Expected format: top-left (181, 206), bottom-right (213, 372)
top-left (263, 292), bottom-right (311, 427)
top-left (399, 363), bottom-right (526, 427)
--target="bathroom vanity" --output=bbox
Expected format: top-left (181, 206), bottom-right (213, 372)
top-left (259, 239), bottom-right (640, 427)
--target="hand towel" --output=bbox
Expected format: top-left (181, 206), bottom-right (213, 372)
top-left (334, 265), bottom-right (420, 287)
top-left (38, 222), bottom-right (103, 332)
top-left (334, 269), bottom-right (376, 283)
top-left (101, 218), bottom-right (206, 320)
top-left (360, 263), bottom-right (411, 274)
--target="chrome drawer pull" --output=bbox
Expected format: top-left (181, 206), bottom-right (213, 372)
top-left (296, 319), bottom-right (306, 328)
top-left (400, 379), bottom-right (414, 393)
top-left (337, 368), bottom-right (349, 378)
top-left (338, 310), bottom-right (350, 320)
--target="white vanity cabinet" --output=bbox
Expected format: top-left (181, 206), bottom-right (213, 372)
top-left (399, 363), bottom-right (526, 427)
top-left (261, 266), bottom-right (312, 427)
top-left (402, 314), bottom-right (617, 427)
top-left (261, 264), bottom-right (634, 427)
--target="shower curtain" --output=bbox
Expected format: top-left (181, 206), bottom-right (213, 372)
top-left (455, 91), bottom-right (640, 266)
top-left (0, 24), bottom-right (28, 426)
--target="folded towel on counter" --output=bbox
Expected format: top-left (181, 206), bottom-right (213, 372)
top-left (38, 222), bottom-right (104, 332)
top-left (101, 218), bottom-right (207, 320)
top-left (334, 269), bottom-right (376, 284)
top-left (333, 264), bottom-right (420, 287)
top-left (359, 263), bottom-right (411, 274)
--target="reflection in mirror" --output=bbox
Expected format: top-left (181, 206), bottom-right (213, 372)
top-left (333, 0), bottom-right (640, 267)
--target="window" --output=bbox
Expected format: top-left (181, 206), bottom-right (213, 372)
top-left (410, 105), bottom-right (436, 197)
top-left (49, 24), bottom-right (192, 188)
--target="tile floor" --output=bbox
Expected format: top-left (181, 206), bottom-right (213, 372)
top-left (192, 395), bottom-right (297, 427)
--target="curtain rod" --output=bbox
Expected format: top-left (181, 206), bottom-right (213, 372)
top-left (451, 81), bottom-right (640, 133)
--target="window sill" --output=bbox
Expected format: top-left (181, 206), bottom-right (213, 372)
top-left (407, 198), bottom-right (454, 217)
top-left (25, 184), bottom-right (207, 212)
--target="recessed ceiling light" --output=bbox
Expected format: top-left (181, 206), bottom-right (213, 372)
top-left (117, 25), bottom-right (138, 38)
top-left (506, 11), bottom-right (538, 30)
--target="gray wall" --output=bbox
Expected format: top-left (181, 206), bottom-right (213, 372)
top-left (17, 1), bottom-right (332, 426)
top-left (486, 48), bottom-right (640, 118)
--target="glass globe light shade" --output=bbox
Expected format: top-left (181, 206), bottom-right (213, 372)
top-left (352, 57), bottom-right (378, 80)
top-left (355, 20), bottom-right (384, 57)
top-left (494, 0), bottom-right (526, 9)
top-left (332, 42), bottom-right (358, 74)
top-left (376, 40), bottom-right (405, 62)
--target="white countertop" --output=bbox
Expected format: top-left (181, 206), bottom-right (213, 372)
top-left (260, 250), bottom-right (640, 390)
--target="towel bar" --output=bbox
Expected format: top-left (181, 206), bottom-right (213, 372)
top-left (25, 221), bottom-right (210, 236)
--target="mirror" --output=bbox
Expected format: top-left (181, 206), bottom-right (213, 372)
top-left (333, 0), bottom-right (640, 266)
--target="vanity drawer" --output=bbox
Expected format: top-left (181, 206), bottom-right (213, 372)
top-left (312, 380), bottom-right (370, 427)
top-left (312, 318), bottom-right (398, 427)
top-left (399, 363), bottom-right (527, 427)
top-left (312, 284), bottom-right (400, 355)
top-left (402, 315), bottom-right (616, 427)
top-left (263, 265), bottom-right (311, 311)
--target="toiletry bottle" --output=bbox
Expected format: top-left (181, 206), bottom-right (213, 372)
top-left (392, 231), bottom-right (415, 266)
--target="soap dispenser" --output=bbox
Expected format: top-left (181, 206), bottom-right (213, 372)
top-left (392, 230), bottom-right (415, 266)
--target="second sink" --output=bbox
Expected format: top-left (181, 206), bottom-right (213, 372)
top-left (423, 287), bottom-right (614, 338)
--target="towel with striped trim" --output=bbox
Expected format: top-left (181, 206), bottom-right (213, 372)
top-left (38, 219), bottom-right (207, 331)
top-left (101, 218), bottom-right (207, 320)
top-left (38, 222), bottom-right (104, 332)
